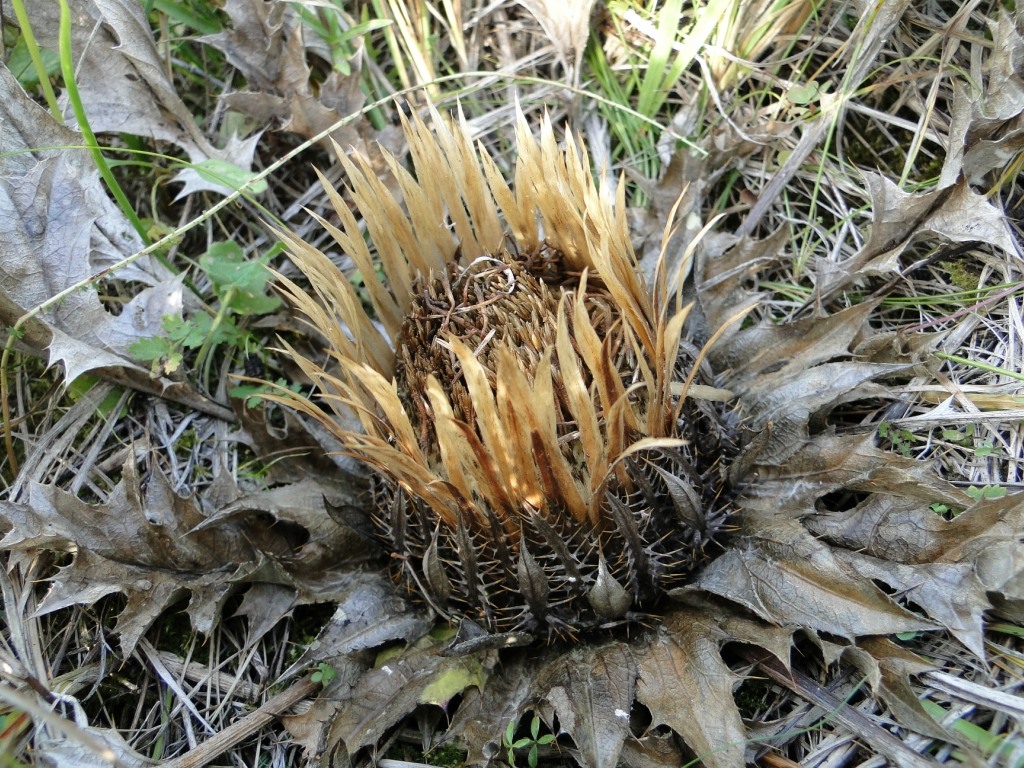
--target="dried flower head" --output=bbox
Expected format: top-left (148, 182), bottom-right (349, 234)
top-left (271, 108), bottom-right (737, 639)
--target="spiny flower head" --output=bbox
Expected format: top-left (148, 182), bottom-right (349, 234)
top-left (271, 107), bottom-right (736, 639)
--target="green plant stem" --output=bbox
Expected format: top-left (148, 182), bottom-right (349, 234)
top-left (59, 0), bottom-right (151, 246)
top-left (935, 353), bottom-right (1024, 383)
top-left (197, 288), bottom-right (235, 389)
top-left (9, 0), bottom-right (63, 120)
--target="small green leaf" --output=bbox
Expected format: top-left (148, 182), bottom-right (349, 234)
top-left (990, 623), bottom-right (1024, 638)
top-left (129, 335), bottom-right (176, 363)
top-left (787, 81), bottom-right (821, 105)
top-left (311, 662), bottom-right (337, 686)
top-left (230, 379), bottom-right (300, 408)
top-left (7, 37), bottom-right (60, 89)
top-left (965, 484), bottom-right (1006, 501)
top-left (191, 158), bottom-right (267, 195)
top-left (200, 242), bottom-right (281, 314)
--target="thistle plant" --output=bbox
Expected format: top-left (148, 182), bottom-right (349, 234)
top-left (268, 108), bottom-right (1023, 767)
top-left (273, 107), bottom-right (736, 639)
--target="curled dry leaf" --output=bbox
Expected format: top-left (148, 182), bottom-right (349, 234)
top-left (944, 12), bottom-right (1024, 184)
top-left (203, 0), bottom-right (398, 159)
top-left (539, 643), bottom-right (636, 768)
top-left (635, 610), bottom-right (746, 768)
top-left (816, 174), bottom-right (1020, 300)
top-left (0, 447), bottom-right (368, 654)
top-left (300, 637), bottom-right (491, 761)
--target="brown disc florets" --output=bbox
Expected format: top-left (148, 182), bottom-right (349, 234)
top-left (272, 108), bottom-right (738, 640)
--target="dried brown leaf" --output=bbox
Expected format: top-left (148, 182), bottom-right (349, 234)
top-left (203, 0), bottom-right (310, 92)
top-left (854, 638), bottom-right (953, 742)
top-left (0, 450), bottom-right (366, 652)
top-left (445, 654), bottom-right (537, 765)
top-left (538, 643), bottom-right (636, 768)
top-left (809, 490), bottom-right (1024, 638)
top-left (206, 0), bottom-right (394, 157)
top-left (843, 552), bottom-right (990, 658)
top-left (0, 67), bottom-right (186, 384)
top-left (317, 640), bottom-right (491, 758)
top-left (712, 302), bottom-right (876, 382)
top-left (688, 519), bottom-right (936, 639)
top-left (742, 434), bottom-right (971, 512)
top-left (943, 13), bottom-right (1024, 185)
top-left (636, 610), bottom-right (746, 768)
top-left (807, 492), bottom-right (1007, 564)
top-left (22, 0), bottom-right (258, 195)
top-left (817, 176), bottom-right (1020, 299)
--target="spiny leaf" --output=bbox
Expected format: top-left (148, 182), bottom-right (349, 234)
top-left (0, 455), bottom-right (363, 653)
top-left (636, 609), bottom-right (746, 768)
top-left (0, 67), bottom-right (183, 385)
top-left (538, 643), bottom-right (636, 768)
top-left (688, 520), bottom-right (937, 640)
top-left (321, 640), bottom-right (496, 754)
top-left (817, 176), bottom-right (1020, 299)
top-left (855, 638), bottom-right (953, 743)
top-left (588, 555), bottom-right (632, 621)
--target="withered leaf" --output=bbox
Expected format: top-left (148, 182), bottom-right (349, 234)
top-left (688, 519), bottom-right (936, 639)
top-left (0, 67), bottom-right (185, 384)
top-left (538, 643), bottom-right (636, 768)
top-left (203, 0), bottom-right (310, 93)
top-left (943, 14), bottom-right (1024, 184)
top-left (445, 654), bottom-right (537, 765)
top-left (807, 494), bottom-right (981, 563)
top-left (840, 551), bottom-right (990, 658)
top-left (712, 301), bottom-right (877, 384)
top-left (205, 0), bottom-right (386, 156)
top-left (817, 175), bottom-right (1019, 298)
top-left (741, 434), bottom-right (970, 513)
top-left (0, 451), bottom-right (364, 653)
top-left (806, 489), bottom-right (1014, 564)
top-left (21, 0), bottom-right (259, 196)
top-left (635, 609), bottom-right (746, 768)
top-left (855, 638), bottom-right (953, 742)
top-left (319, 640), bottom-right (492, 757)
top-left (731, 360), bottom-right (910, 461)
top-left (286, 576), bottom-right (429, 677)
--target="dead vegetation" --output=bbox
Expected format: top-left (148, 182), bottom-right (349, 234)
top-left (0, 0), bottom-right (1022, 766)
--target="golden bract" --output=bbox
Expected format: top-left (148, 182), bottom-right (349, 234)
top-left (272, 107), bottom-right (736, 639)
